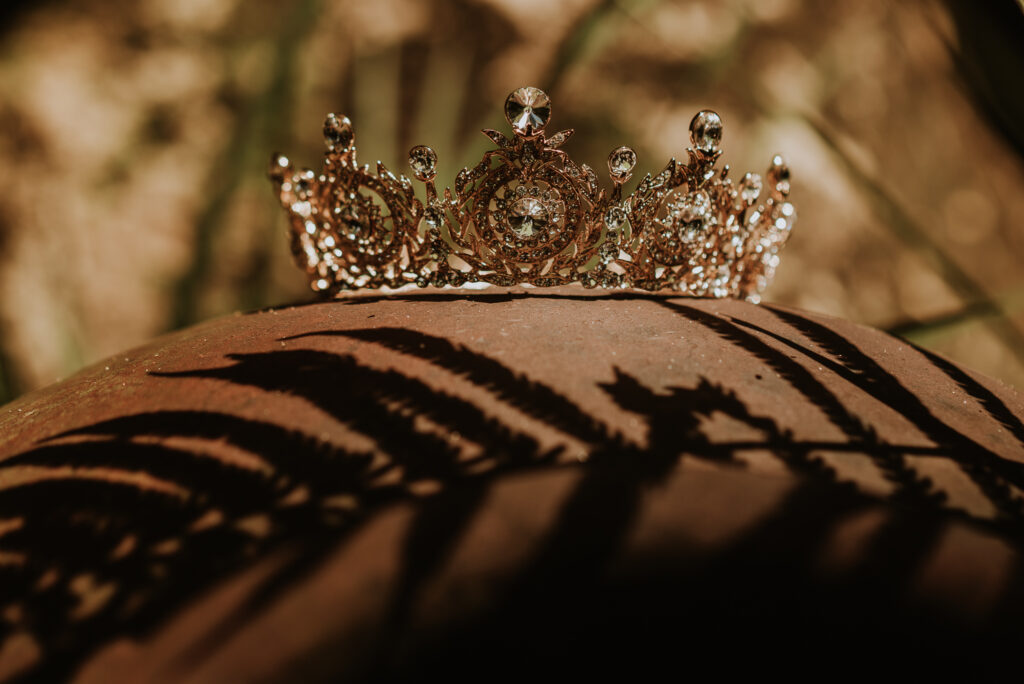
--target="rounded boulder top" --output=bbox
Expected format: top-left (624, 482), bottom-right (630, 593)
top-left (1, 289), bottom-right (1023, 682)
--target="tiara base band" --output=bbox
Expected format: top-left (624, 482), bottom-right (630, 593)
top-left (270, 87), bottom-right (795, 302)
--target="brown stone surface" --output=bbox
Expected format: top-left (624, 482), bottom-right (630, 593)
top-left (1, 289), bottom-right (1023, 681)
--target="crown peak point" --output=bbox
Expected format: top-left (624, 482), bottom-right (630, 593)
top-left (268, 152), bottom-right (291, 182)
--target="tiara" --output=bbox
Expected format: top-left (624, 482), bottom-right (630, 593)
top-left (268, 86), bottom-right (794, 301)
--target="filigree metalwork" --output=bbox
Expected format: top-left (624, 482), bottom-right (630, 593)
top-left (269, 86), bottom-right (795, 301)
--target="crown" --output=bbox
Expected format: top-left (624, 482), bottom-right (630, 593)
top-left (268, 86), bottom-right (794, 301)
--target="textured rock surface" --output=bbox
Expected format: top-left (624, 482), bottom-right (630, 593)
top-left (1, 289), bottom-right (1023, 681)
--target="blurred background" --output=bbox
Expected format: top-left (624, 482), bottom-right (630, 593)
top-left (0, 0), bottom-right (1022, 403)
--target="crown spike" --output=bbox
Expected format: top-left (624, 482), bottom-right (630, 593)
top-left (482, 129), bottom-right (512, 149)
top-left (268, 153), bottom-right (291, 185)
top-left (547, 129), bottom-right (573, 148)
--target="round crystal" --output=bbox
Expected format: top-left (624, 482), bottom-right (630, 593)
top-left (408, 145), bottom-right (438, 182)
top-left (607, 146), bottom-right (637, 181)
top-left (323, 113), bottom-right (353, 149)
top-left (739, 173), bottom-right (762, 206)
top-left (768, 155), bottom-right (791, 195)
top-left (504, 87), bottom-right (551, 137)
top-left (604, 206), bottom-right (628, 231)
top-left (507, 197), bottom-right (549, 238)
top-left (689, 110), bottom-right (723, 154)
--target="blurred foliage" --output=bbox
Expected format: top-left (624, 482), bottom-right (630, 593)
top-left (943, 0), bottom-right (1024, 159)
top-left (0, 0), bottom-right (1023, 405)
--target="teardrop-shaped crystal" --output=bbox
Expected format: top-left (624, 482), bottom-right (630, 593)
top-left (607, 146), bottom-right (637, 181)
top-left (504, 87), bottom-right (551, 137)
top-left (768, 155), bottom-right (791, 195)
top-left (546, 129), bottom-right (573, 148)
top-left (408, 145), bottom-right (438, 182)
top-left (323, 113), bottom-right (354, 149)
top-left (689, 110), bottom-right (723, 154)
top-left (739, 172), bottom-right (762, 206)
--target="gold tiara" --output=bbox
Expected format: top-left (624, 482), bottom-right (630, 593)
top-left (268, 86), bottom-right (794, 301)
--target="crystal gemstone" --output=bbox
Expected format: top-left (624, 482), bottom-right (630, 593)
top-left (408, 145), bottom-right (438, 182)
top-left (507, 197), bottom-right (548, 238)
top-left (323, 113), bottom-right (353, 149)
top-left (689, 110), bottom-right (723, 154)
top-left (505, 87), bottom-right (551, 137)
top-left (608, 146), bottom-right (638, 180)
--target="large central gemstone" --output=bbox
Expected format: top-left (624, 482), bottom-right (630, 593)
top-left (507, 197), bottom-right (548, 239)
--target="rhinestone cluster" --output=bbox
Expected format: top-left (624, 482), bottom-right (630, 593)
top-left (269, 86), bottom-right (795, 300)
